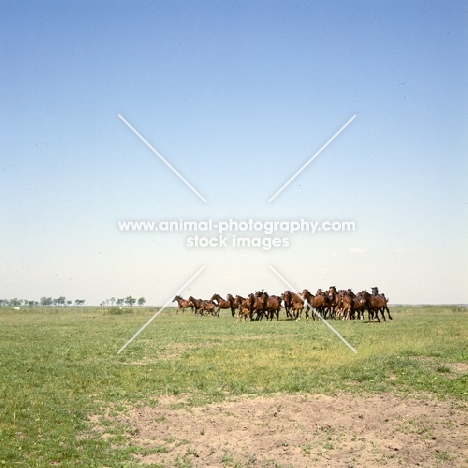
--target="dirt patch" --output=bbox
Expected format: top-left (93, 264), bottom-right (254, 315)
top-left (412, 357), bottom-right (468, 379)
top-left (91, 393), bottom-right (468, 467)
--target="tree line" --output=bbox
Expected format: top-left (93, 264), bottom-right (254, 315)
top-left (100, 296), bottom-right (146, 307)
top-left (0, 295), bottom-right (146, 308)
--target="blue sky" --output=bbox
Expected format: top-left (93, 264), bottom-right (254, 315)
top-left (1, 0), bottom-right (467, 305)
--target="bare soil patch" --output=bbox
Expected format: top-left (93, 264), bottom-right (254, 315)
top-left (91, 393), bottom-right (468, 467)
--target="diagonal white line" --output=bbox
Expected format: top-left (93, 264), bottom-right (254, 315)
top-left (268, 115), bottom-right (356, 202)
top-left (117, 266), bottom-right (206, 354)
top-left (269, 266), bottom-right (357, 354)
top-left (118, 114), bottom-right (207, 203)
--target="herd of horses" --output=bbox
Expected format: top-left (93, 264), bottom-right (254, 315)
top-left (172, 287), bottom-right (392, 322)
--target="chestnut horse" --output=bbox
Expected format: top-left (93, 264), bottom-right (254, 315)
top-left (249, 292), bottom-right (266, 320)
top-left (260, 291), bottom-right (282, 321)
top-left (361, 290), bottom-right (392, 322)
top-left (188, 296), bottom-right (210, 316)
top-left (281, 292), bottom-right (293, 319)
top-left (301, 289), bottom-right (327, 320)
top-left (282, 291), bottom-right (304, 320)
top-left (335, 290), bottom-right (353, 320)
top-left (172, 295), bottom-right (194, 313)
top-left (234, 295), bottom-right (249, 317)
top-left (210, 293), bottom-right (236, 317)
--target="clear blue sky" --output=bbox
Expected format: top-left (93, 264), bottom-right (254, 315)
top-left (1, 0), bottom-right (467, 305)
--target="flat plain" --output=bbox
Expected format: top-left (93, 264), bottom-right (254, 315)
top-left (1, 306), bottom-right (467, 467)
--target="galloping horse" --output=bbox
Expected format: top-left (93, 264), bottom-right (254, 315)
top-left (248, 292), bottom-right (266, 320)
top-left (361, 290), bottom-right (392, 322)
top-left (260, 291), bottom-right (282, 321)
top-left (172, 295), bottom-right (194, 313)
top-left (301, 289), bottom-right (327, 320)
top-left (282, 291), bottom-right (304, 320)
top-left (210, 293), bottom-right (236, 317)
top-left (188, 296), bottom-right (205, 315)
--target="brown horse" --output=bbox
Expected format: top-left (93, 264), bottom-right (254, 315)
top-left (361, 290), bottom-right (392, 322)
top-left (301, 289), bottom-right (327, 320)
top-left (210, 293), bottom-right (236, 317)
top-left (234, 295), bottom-right (249, 317)
top-left (349, 290), bottom-right (365, 320)
top-left (172, 295), bottom-right (194, 313)
top-left (200, 299), bottom-right (218, 317)
top-left (249, 292), bottom-right (266, 321)
top-left (188, 296), bottom-right (209, 316)
top-left (327, 286), bottom-right (338, 319)
top-left (236, 305), bottom-right (251, 322)
top-left (281, 292), bottom-right (293, 319)
top-left (335, 290), bottom-right (353, 320)
top-left (371, 287), bottom-right (392, 320)
top-left (282, 291), bottom-right (304, 320)
top-left (260, 291), bottom-right (282, 321)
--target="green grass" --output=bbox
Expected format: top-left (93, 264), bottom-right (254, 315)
top-left (0, 305), bottom-right (467, 466)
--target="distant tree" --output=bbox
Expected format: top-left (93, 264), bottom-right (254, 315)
top-left (0, 299), bottom-right (7, 307)
top-left (40, 297), bottom-right (53, 307)
top-left (100, 301), bottom-right (105, 307)
top-left (10, 298), bottom-right (22, 307)
top-left (56, 296), bottom-right (66, 307)
top-left (125, 296), bottom-right (136, 307)
top-left (137, 297), bottom-right (146, 307)
top-left (74, 299), bottom-right (85, 306)
top-left (116, 298), bottom-right (124, 306)
top-left (67, 300), bottom-right (72, 306)
top-left (110, 297), bottom-right (116, 306)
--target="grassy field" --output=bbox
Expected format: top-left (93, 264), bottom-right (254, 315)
top-left (0, 306), bottom-right (467, 467)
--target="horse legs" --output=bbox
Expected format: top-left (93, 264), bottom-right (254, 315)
top-left (385, 306), bottom-right (393, 320)
top-left (373, 309), bottom-right (380, 322)
top-left (379, 307), bottom-right (387, 322)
